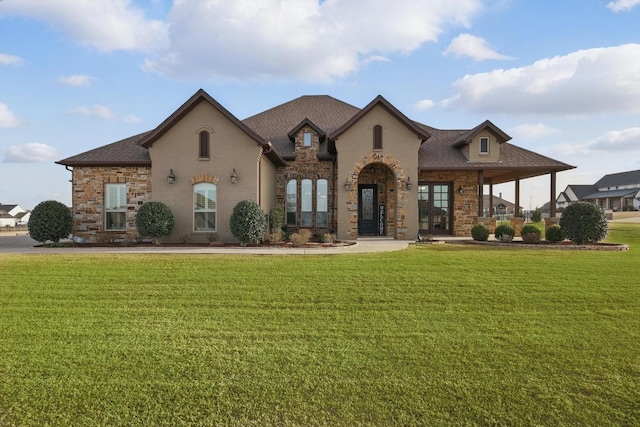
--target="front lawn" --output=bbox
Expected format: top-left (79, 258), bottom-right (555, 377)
top-left (0, 223), bottom-right (638, 426)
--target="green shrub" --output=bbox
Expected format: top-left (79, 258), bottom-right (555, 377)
top-left (521, 224), bottom-right (541, 244)
top-left (269, 206), bottom-right (284, 232)
top-left (545, 225), bottom-right (564, 242)
top-left (28, 200), bottom-right (73, 243)
top-left (230, 200), bottom-right (267, 245)
top-left (559, 201), bottom-right (608, 244)
top-left (494, 224), bottom-right (515, 242)
top-left (531, 209), bottom-right (542, 223)
top-left (471, 224), bottom-right (489, 241)
top-left (135, 201), bottom-right (175, 245)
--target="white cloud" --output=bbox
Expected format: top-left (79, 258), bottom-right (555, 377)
top-left (441, 44), bottom-right (640, 115)
top-left (0, 53), bottom-right (24, 65)
top-left (415, 99), bottom-right (435, 110)
top-left (70, 104), bottom-right (141, 123)
top-left (591, 127), bottom-right (640, 151)
top-left (58, 74), bottom-right (94, 86)
top-left (0, 0), bottom-right (168, 52)
top-left (143, 0), bottom-right (481, 82)
top-left (607, 0), bottom-right (640, 12)
top-left (507, 123), bottom-right (560, 139)
top-left (4, 143), bottom-right (58, 163)
top-left (444, 34), bottom-right (514, 61)
top-left (0, 103), bottom-right (25, 128)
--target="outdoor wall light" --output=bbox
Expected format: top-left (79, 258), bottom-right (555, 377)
top-left (167, 169), bottom-right (176, 184)
top-left (231, 168), bottom-right (238, 184)
top-left (458, 185), bottom-right (463, 195)
top-left (405, 177), bottom-right (412, 190)
top-left (344, 179), bottom-right (351, 191)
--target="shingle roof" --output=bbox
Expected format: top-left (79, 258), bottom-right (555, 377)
top-left (583, 188), bottom-right (639, 199)
top-left (594, 169), bottom-right (640, 188)
top-left (566, 184), bottom-right (598, 199)
top-left (242, 95), bottom-right (360, 159)
top-left (57, 132), bottom-right (152, 166)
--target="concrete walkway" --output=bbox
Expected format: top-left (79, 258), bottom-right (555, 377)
top-left (0, 233), bottom-right (412, 255)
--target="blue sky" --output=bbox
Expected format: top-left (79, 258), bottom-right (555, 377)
top-left (1, 0), bottom-right (639, 211)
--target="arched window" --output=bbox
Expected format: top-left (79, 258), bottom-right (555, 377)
top-left (316, 179), bottom-right (328, 227)
top-left (199, 131), bottom-right (210, 158)
top-left (301, 179), bottom-right (313, 227)
top-left (373, 125), bottom-right (383, 150)
top-left (286, 179), bottom-right (297, 227)
top-left (194, 183), bottom-right (216, 231)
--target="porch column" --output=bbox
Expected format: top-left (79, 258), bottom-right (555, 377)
top-left (477, 170), bottom-right (484, 217)
top-left (550, 171), bottom-right (557, 217)
top-left (488, 184), bottom-right (494, 217)
top-left (515, 178), bottom-right (521, 217)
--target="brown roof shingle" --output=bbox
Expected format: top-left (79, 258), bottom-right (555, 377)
top-left (56, 132), bottom-right (152, 166)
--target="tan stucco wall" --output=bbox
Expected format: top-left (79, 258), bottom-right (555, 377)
top-left (467, 131), bottom-right (501, 163)
top-left (334, 105), bottom-right (422, 240)
top-left (260, 153), bottom-right (277, 214)
top-left (148, 100), bottom-right (265, 243)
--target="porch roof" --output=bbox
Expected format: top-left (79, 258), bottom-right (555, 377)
top-left (583, 188), bottom-right (639, 199)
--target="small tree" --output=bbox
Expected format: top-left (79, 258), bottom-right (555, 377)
top-left (269, 206), bottom-right (284, 232)
top-left (531, 209), bottom-right (542, 223)
top-left (559, 201), bottom-right (607, 244)
top-left (135, 201), bottom-right (175, 245)
top-left (230, 200), bottom-right (267, 246)
top-left (28, 200), bottom-right (73, 244)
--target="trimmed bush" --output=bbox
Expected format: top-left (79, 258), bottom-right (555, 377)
top-left (471, 224), bottom-right (489, 241)
top-left (531, 209), bottom-right (542, 223)
top-left (28, 200), bottom-right (73, 244)
top-left (559, 202), bottom-right (608, 244)
top-left (230, 200), bottom-right (267, 245)
top-left (135, 201), bottom-right (175, 245)
top-left (494, 224), bottom-right (515, 242)
top-left (521, 224), bottom-right (541, 244)
top-left (269, 206), bottom-right (284, 232)
top-left (545, 225), bottom-right (564, 243)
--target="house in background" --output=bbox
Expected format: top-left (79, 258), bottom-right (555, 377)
top-left (57, 89), bottom-right (574, 243)
top-left (481, 194), bottom-right (521, 219)
top-left (0, 204), bottom-right (31, 227)
top-left (557, 170), bottom-right (640, 212)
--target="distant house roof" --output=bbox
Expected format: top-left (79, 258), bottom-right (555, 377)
top-left (566, 184), bottom-right (598, 200)
top-left (583, 188), bottom-right (639, 200)
top-left (594, 169), bottom-right (640, 189)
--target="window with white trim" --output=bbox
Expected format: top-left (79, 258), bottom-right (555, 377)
top-left (105, 183), bottom-right (127, 230)
top-left (301, 179), bottom-right (313, 227)
top-left (316, 179), bottom-right (328, 227)
top-left (194, 183), bottom-right (216, 231)
top-left (286, 179), bottom-right (297, 226)
top-left (480, 137), bottom-right (489, 154)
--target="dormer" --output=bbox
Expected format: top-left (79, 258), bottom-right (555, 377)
top-left (287, 118), bottom-right (331, 160)
top-left (452, 120), bottom-right (511, 163)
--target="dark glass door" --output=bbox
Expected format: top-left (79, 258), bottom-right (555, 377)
top-left (418, 183), bottom-right (452, 235)
top-left (358, 184), bottom-right (378, 235)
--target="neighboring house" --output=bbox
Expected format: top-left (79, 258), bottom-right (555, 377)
top-left (481, 195), bottom-right (521, 219)
top-left (0, 204), bottom-right (31, 227)
top-left (57, 89), bottom-right (574, 243)
top-left (557, 170), bottom-right (640, 211)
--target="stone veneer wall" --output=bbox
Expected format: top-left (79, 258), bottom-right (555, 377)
top-left (419, 170), bottom-right (478, 237)
top-left (275, 126), bottom-right (335, 233)
top-left (72, 166), bottom-right (152, 242)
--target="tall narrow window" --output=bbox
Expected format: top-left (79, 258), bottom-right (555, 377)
top-left (286, 179), bottom-right (297, 227)
top-left (316, 179), bottom-right (328, 227)
top-left (199, 131), bottom-right (210, 158)
top-left (301, 179), bottom-right (313, 227)
top-left (480, 137), bottom-right (489, 154)
top-left (373, 125), bottom-right (383, 150)
top-left (194, 183), bottom-right (216, 231)
top-left (303, 132), bottom-right (312, 147)
top-left (105, 183), bottom-right (127, 230)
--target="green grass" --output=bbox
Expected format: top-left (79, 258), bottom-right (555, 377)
top-left (1, 223), bottom-right (639, 426)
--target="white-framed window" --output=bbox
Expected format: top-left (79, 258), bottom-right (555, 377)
top-left (286, 179), bottom-right (297, 226)
top-left (303, 132), bottom-right (312, 147)
top-left (194, 183), bottom-right (216, 231)
top-left (316, 179), bottom-right (328, 227)
top-left (105, 183), bottom-right (127, 230)
top-left (301, 179), bottom-right (313, 227)
top-left (480, 137), bottom-right (489, 154)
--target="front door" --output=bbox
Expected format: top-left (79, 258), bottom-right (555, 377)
top-left (418, 183), bottom-right (452, 235)
top-left (358, 184), bottom-right (378, 235)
